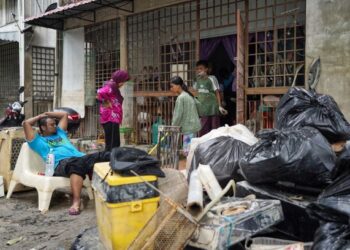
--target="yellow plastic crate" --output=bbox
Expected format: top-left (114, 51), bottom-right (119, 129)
top-left (92, 162), bottom-right (159, 250)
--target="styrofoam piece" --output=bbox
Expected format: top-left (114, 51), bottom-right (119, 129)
top-left (187, 170), bottom-right (203, 216)
top-left (186, 124), bottom-right (258, 171)
top-left (197, 164), bottom-right (222, 200)
top-left (6, 143), bottom-right (93, 212)
top-left (189, 198), bottom-right (284, 250)
top-left (248, 237), bottom-right (312, 250)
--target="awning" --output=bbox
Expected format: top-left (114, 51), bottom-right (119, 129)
top-left (0, 23), bottom-right (20, 42)
top-left (25, 0), bottom-right (133, 30)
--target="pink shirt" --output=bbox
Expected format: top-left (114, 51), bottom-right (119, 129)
top-left (97, 84), bottom-right (123, 124)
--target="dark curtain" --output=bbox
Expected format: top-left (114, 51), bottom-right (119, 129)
top-left (200, 35), bottom-right (237, 65)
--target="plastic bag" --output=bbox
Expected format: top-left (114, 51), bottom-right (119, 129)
top-left (186, 124), bottom-right (258, 171)
top-left (307, 172), bottom-right (350, 250)
top-left (109, 147), bottom-right (164, 177)
top-left (239, 127), bottom-right (336, 187)
top-left (276, 87), bottom-right (350, 143)
top-left (316, 172), bottom-right (350, 218)
top-left (333, 141), bottom-right (350, 178)
top-left (189, 136), bottom-right (250, 187)
top-left (311, 222), bottom-right (350, 250)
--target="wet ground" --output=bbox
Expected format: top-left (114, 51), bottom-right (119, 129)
top-left (0, 188), bottom-right (99, 250)
top-left (0, 165), bottom-right (189, 250)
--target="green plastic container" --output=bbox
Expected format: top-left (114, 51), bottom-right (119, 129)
top-left (120, 127), bottom-right (133, 145)
top-left (152, 117), bottom-right (163, 145)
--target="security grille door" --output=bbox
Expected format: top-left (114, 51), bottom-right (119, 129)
top-left (0, 42), bottom-right (19, 111)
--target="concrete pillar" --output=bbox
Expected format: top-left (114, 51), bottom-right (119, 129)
top-left (19, 0), bottom-right (33, 118)
top-left (305, 0), bottom-right (350, 120)
top-left (120, 15), bottom-right (134, 128)
top-left (23, 46), bottom-right (33, 119)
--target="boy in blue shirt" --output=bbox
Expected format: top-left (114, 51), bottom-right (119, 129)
top-left (23, 111), bottom-right (109, 215)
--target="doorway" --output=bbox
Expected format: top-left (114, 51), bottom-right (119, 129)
top-left (200, 35), bottom-right (236, 126)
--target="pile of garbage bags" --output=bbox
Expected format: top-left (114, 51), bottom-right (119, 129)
top-left (239, 87), bottom-right (350, 188)
top-left (307, 171), bottom-right (350, 249)
top-left (189, 136), bottom-right (250, 187)
top-left (240, 127), bottom-right (336, 187)
top-left (187, 124), bottom-right (257, 188)
top-left (189, 87), bottom-right (350, 191)
top-left (276, 86), bottom-right (350, 143)
top-left (188, 85), bottom-right (350, 249)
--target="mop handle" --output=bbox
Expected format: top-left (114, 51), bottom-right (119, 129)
top-left (147, 132), bottom-right (169, 155)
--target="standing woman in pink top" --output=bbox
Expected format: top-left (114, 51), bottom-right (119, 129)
top-left (96, 70), bottom-right (130, 151)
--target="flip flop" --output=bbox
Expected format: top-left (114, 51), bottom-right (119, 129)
top-left (68, 207), bottom-right (80, 216)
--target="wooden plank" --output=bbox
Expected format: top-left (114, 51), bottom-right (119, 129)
top-left (236, 9), bottom-right (245, 124)
top-left (133, 91), bottom-right (177, 97)
top-left (245, 87), bottom-right (289, 95)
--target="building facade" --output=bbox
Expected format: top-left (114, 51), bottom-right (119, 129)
top-left (24, 0), bottom-right (350, 143)
top-left (0, 0), bottom-right (57, 119)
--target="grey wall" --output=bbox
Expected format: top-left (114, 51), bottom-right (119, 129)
top-left (305, 0), bottom-right (350, 120)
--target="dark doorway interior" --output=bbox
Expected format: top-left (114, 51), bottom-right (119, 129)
top-left (208, 42), bottom-right (236, 126)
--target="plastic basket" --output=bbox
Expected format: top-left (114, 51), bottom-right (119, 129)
top-left (128, 198), bottom-right (198, 250)
top-left (156, 125), bottom-right (181, 169)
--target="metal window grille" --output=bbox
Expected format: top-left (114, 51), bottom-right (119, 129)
top-left (247, 0), bottom-right (305, 88)
top-left (76, 19), bottom-right (120, 139)
top-left (0, 42), bottom-right (19, 111)
top-left (245, 0), bottom-right (306, 133)
top-left (32, 46), bottom-right (55, 116)
top-left (199, 0), bottom-right (245, 31)
top-left (128, 2), bottom-right (198, 144)
top-left (128, 0), bottom-right (246, 144)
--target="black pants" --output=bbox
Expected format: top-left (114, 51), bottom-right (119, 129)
top-left (54, 151), bottom-right (110, 178)
top-left (102, 122), bottom-right (120, 152)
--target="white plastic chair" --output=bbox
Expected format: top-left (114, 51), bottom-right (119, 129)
top-left (6, 143), bottom-right (94, 212)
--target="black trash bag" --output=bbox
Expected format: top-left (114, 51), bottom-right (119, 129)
top-left (306, 172), bottom-right (350, 250)
top-left (316, 171), bottom-right (350, 218)
top-left (109, 147), bottom-right (165, 177)
top-left (239, 127), bottom-right (336, 187)
top-left (276, 87), bottom-right (350, 143)
top-left (311, 222), bottom-right (350, 250)
top-left (333, 142), bottom-right (350, 178)
top-left (189, 136), bottom-right (250, 187)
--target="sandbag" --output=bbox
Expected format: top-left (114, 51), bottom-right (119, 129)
top-left (276, 87), bottom-right (350, 143)
top-left (189, 136), bottom-right (250, 187)
top-left (239, 127), bottom-right (336, 187)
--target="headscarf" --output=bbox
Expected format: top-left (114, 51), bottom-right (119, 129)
top-left (107, 69), bottom-right (130, 95)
